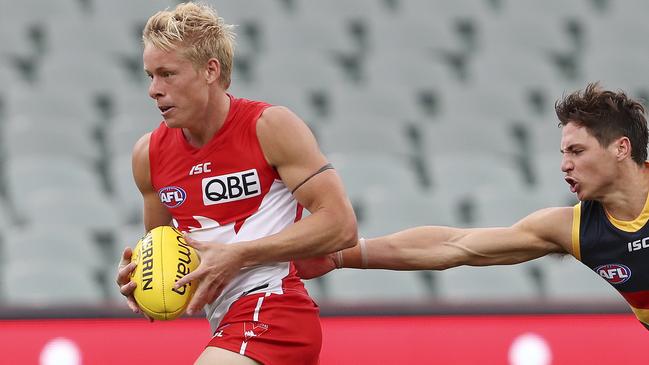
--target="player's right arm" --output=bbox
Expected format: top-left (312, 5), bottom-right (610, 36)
top-left (296, 206), bottom-right (574, 278)
top-left (116, 133), bottom-right (172, 314)
top-left (132, 133), bottom-right (173, 231)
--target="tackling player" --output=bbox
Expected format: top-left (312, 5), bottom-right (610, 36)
top-left (296, 83), bottom-right (649, 331)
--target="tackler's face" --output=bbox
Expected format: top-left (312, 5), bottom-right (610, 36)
top-left (143, 44), bottom-right (210, 129)
top-left (560, 122), bottom-right (620, 201)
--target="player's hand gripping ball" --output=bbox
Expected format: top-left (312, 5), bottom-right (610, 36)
top-left (130, 226), bottom-right (200, 320)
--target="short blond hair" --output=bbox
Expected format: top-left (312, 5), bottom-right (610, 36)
top-left (143, 2), bottom-right (235, 88)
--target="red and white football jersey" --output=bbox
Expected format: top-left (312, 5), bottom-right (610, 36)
top-left (149, 95), bottom-right (308, 332)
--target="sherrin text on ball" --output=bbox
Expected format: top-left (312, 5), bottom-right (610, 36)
top-left (130, 226), bottom-right (200, 320)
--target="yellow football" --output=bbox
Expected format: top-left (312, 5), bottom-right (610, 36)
top-left (130, 226), bottom-right (200, 320)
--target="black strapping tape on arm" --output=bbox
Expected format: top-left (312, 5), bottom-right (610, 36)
top-left (291, 163), bottom-right (334, 194)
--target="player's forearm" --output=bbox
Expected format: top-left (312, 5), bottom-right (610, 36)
top-left (342, 226), bottom-right (468, 270)
top-left (234, 206), bottom-right (358, 267)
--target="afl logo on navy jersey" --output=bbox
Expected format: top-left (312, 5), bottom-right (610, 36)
top-left (159, 186), bottom-right (187, 208)
top-left (595, 264), bottom-right (632, 285)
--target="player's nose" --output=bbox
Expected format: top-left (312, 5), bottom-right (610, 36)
top-left (148, 77), bottom-right (164, 99)
top-left (560, 155), bottom-right (573, 173)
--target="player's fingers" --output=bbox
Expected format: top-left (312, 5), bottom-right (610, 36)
top-left (125, 295), bottom-right (140, 313)
top-left (185, 281), bottom-right (212, 315)
top-left (182, 234), bottom-right (205, 251)
top-left (206, 283), bottom-right (223, 305)
top-left (120, 246), bottom-right (133, 263)
top-left (120, 280), bottom-right (137, 296)
top-left (116, 262), bottom-right (137, 285)
top-left (174, 265), bottom-right (204, 289)
top-left (143, 312), bottom-right (155, 323)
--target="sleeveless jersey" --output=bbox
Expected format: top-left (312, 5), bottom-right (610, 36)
top-left (573, 197), bottom-right (649, 330)
top-left (149, 95), bottom-right (307, 332)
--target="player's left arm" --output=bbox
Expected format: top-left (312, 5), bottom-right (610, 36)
top-left (234, 105), bottom-right (359, 263)
top-left (176, 106), bottom-right (357, 313)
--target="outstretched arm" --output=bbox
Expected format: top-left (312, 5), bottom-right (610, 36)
top-left (296, 206), bottom-right (574, 278)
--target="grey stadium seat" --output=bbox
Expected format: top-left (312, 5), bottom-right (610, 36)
top-left (3, 116), bottom-right (101, 164)
top-left (329, 153), bottom-right (422, 203)
top-left (360, 189), bottom-right (459, 237)
top-left (109, 154), bottom-right (143, 225)
top-left (2, 263), bottom-right (105, 305)
top-left (5, 156), bottom-right (106, 206)
top-left (425, 154), bottom-right (529, 216)
top-left (318, 122), bottom-right (414, 159)
top-left (470, 186), bottom-right (545, 228)
top-left (253, 51), bottom-right (348, 91)
top-left (3, 225), bottom-right (105, 274)
top-left (436, 263), bottom-right (539, 301)
top-left (326, 269), bottom-right (432, 303)
top-left (420, 118), bottom-right (519, 158)
top-left (4, 87), bottom-right (100, 135)
top-left (261, 17), bottom-right (357, 55)
top-left (328, 84), bottom-right (423, 123)
top-left (19, 190), bottom-right (121, 234)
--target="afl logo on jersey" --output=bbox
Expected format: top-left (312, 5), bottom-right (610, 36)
top-left (595, 264), bottom-right (632, 285)
top-left (158, 186), bottom-right (187, 208)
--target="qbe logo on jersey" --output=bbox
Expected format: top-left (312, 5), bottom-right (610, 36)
top-left (202, 169), bottom-right (261, 206)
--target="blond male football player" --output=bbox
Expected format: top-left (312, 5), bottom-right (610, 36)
top-left (116, 3), bottom-right (357, 364)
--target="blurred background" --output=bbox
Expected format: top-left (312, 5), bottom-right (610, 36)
top-left (0, 0), bottom-right (648, 363)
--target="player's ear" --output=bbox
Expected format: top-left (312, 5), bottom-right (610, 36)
top-left (205, 58), bottom-right (220, 84)
top-left (615, 136), bottom-right (631, 161)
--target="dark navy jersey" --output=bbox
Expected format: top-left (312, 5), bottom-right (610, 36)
top-left (573, 199), bottom-right (649, 329)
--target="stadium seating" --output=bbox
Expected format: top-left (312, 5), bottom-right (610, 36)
top-left (5, 157), bottom-right (106, 215)
top-left (2, 263), bottom-right (105, 305)
top-left (324, 269), bottom-right (433, 303)
top-left (3, 226), bottom-right (105, 275)
top-left (318, 121), bottom-right (414, 158)
top-left (359, 189), bottom-right (458, 237)
top-left (436, 264), bottom-right (540, 301)
top-left (328, 152), bottom-right (422, 207)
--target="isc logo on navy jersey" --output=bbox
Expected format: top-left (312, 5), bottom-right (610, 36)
top-left (202, 169), bottom-right (261, 205)
top-left (595, 263), bottom-right (632, 285)
top-left (159, 186), bottom-right (187, 208)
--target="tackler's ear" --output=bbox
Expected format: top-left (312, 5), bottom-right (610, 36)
top-left (616, 136), bottom-right (631, 161)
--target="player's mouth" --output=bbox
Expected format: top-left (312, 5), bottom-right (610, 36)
top-left (565, 176), bottom-right (578, 193)
top-left (159, 105), bottom-right (175, 116)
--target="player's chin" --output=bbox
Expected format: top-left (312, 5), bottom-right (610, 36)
top-left (575, 187), bottom-right (589, 201)
top-left (162, 114), bottom-right (186, 129)
top-left (163, 118), bottom-right (181, 128)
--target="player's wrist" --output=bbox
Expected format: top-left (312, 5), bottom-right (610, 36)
top-left (332, 250), bottom-right (344, 269)
top-left (337, 237), bottom-right (368, 269)
top-left (229, 242), bottom-right (256, 268)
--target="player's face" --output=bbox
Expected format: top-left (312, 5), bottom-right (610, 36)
top-left (560, 123), bottom-right (619, 201)
top-left (143, 45), bottom-right (210, 128)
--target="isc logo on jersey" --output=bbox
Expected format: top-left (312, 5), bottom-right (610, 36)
top-left (595, 263), bottom-right (632, 285)
top-left (159, 186), bottom-right (187, 208)
top-left (202, 169), bottom-right (261, 206)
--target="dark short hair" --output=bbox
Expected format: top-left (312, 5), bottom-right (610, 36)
top-left (555, 82), bottom-right (648, 164)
